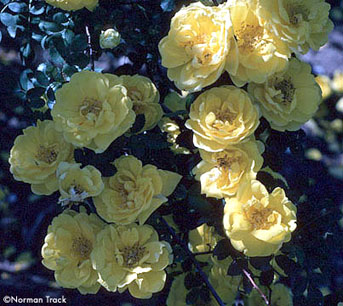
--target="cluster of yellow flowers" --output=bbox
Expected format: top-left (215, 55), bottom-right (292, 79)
top-left (159, 0), bottom-right (333, 260)
top-left (9, 0), bottom-right (335, 303)
top-left (9, 71), bottom-right (182, 297)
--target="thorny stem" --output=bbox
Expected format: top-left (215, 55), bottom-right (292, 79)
top-left (85, 25), bottom-right (95, 71)
top-left (159, 216), bottom-right (225, 306)
top-left (242, 269), bottom-right (270, 305)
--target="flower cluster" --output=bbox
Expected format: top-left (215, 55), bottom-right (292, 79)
top-left (9, 70), bottom-right (179, 298)
top-left (161, 0), bottom-right (331, 259)
top-left (8, 0), bottom-right (334, 304)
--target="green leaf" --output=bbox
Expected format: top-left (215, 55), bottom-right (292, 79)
top-left (30, 2), bottom-right (45, 15)
top-left (213, 239), bottom-right (230, 260)
top-left (161, 0), bottom-right (175, 12)
top-left (53, 12), bottom-right (68, 24)
top-left (27, 87), bottom-right (45, 100)
top-left (8, 2), bottom-right (27, 13)
top-left (0, 12), bottom-right (18, 27)
top-left (30, 98), bottom-right (45, 109)
top-left (249, 256), bottom-right (272, 272)
top-left (70, 34), bottom-right (88, 52)
top-left (39, 21), bottom-right (62, 33)
top-left (36, 71), bottom-right (50, 87)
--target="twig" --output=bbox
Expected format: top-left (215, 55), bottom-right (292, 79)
top-left (85, 25), bottom-right (95, 71)
top-left (159, 216), bottom-right (225, 306)
top-left (193, 251), bottom-right (213, 256)
top-left (242, 269), bottom-right (270, 305)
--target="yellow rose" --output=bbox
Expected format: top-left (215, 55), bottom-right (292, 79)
top-left (256, 0), bottom-right (334, 54)
top-left (91, 223), bottom-right (173, 299)
top-left (93, 155), bottom-right (182, 224)
top-left (56, 162), bottom-right (104, 206)
top-left (9, 120), bottom-right (74, 195)
top-left (225, 0), bottom-right (290, 87)
top-left (188, 224), bottom-right (219, 262)
top-left (158, 2), bottom-right (234, 92)
top-left (223, 180), bottom-right (297, 257)
top-left (332, 70), bottom-right (343, 93)
top-left (248, 58), bottom-right (322, 131)
top-left (185, 86), bottom-right (260, 152)
top-left (46, 0), bottom-right (98, 11)
top-left (158, 117), bottom-right (191, 154)
top-left (247, 283), bottom-right (293, 306)
top-left (41, 210), bottom-right (104, 294)
top-left (209, 256), bottom-right (244, 304)
top-left (51, 71), bottom-right (135, 153)
top-left (167, 273), bottom-right (217, 306)
top-left (193, 138), bottom-right (264, 199)
top-left (118, 75), bottom-right (163, 133)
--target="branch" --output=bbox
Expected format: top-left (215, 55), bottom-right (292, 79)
top-left (159, 217), bottom-right (225, 306)
top-left (242, 269), bottom-right (270, 305)
top-left (85, 25), bottom-right (95, 71)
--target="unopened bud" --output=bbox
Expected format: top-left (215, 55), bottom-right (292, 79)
top-left (99, 29), bottom-right (121, 49)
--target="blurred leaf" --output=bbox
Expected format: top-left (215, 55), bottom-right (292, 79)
top-left (0, 12), bottom-right (18, 27)
top-left (184, 272), bottom-right (203, 290)
top-left (213, 239), bottom-right (230, 260)
top-left (160, 0), bottom-right (175, 12)
top-left (8, 2), bottom-right (27, 13)
top-left (227, 260), bottom-right (243, 276)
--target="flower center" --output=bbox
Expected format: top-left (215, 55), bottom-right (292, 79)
top-left (71, 236), bottom-right (92, 260)
top-left (36, 145), bottom-right (58, 164)
top-left (274, 77), bottom-right (295, 104)
top-left (244, 199), bottom-right (278, 230)
top-left (80, 98), bottom-right (102, 120)
top-left (212, 109), bottom-right (237, 129)
top-left (127, 87), bottom-right (143, 102)
top-left (180, 33), bottom-right (214, 65)
top-left (286, 2), bottom-right (310, 25)
top-left (216, 153), bottom-right (240, 170)
top-left (121, 244), bottom-right (146, 267)
top-left (235, 22), bottom-right (264, 53)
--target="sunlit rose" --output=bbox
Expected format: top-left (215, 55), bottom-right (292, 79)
top-left (185, 86), bottom-right (260, 152)
top-left (9, 120), bottom-right (74, 195)
top-left (256, 0), bottom-right (334, 54)
top-left (248, 58), bottom-right (322, 131)
top-left (93, 155), bottom-right (182, 225)
top-left (223, 180), bottom-right (297, 257)
top-left (225, 0), bottom-right (290, 87)
top-left (51, 71), bottom-right (135, 153)
top-left (91, 223), bottom-right (173, 299)
top-left (158, 2), bottom-right (235, 92)
top-left (193, 138), bottom-right (264, 198)
top-left (41, 210), bottom-right (105, 294)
